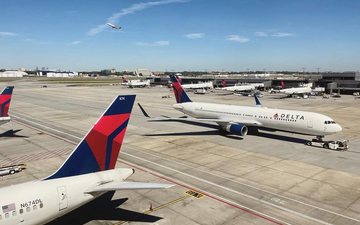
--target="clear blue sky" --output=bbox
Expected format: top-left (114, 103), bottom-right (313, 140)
top-left (0, 0), bottom-right (359, 72)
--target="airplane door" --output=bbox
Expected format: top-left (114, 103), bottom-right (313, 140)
top-left (57, 186), bottom-right (68, 211)
top-left (307, 120), bottom-right (313, 128)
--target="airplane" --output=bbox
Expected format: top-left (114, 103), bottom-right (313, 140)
top-left (139, 75), bottom-right (342, 140)
top-left (217, 84), bottom-right (255, 92)
top-left (172, 75), bottom-right (213, 90)
top-left (279, 83), bottom-right (313, 97)
top-left (0, 86), bottom-right (14, 126)
top-left (181, 81), bottom-right (213, 90)
top-left (128, 79), bottom-right (150, 88)
top-left (0, 95), bottom-right (173, 225)
top-left (106, 23), bottom-right (121, 30)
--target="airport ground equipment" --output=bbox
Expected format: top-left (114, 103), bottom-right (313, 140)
top-left (0, 164), bottom-right (26, 176)
top-left (306, 139), bottom-right (348, 151)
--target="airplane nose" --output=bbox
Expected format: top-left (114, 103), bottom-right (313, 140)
top-left (336, 124), bottom-right (342, 132)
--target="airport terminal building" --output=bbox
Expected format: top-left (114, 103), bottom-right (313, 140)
top-left (316, 72), bottom-right (360, 94)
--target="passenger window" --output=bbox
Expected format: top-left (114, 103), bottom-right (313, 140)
top-left (19, 209), bottom-right (24, 214)
top-left (40, 203), bottom-right (43, 208)
top-left (5, 213), bottom-right (9, 218)
top-left (0, 214), bottom-right (2, 220)
top-left (26, 207), bottom-right (30, 212)
top-left (33, 205), bottom-right (37, 210)
top-left (12, 211), bottom-right (16, 216)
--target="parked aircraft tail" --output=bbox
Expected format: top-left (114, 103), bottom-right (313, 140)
top-left (169, 75), bottom-right (192, 103)
top-left (280, 81), bottom-right (285, 89)
top-left (0, 86), bottom-right (14, 117)
top-left (254, 94), bottom-right (262, 107)
top-left (45, 95), bottom-right (136, 180)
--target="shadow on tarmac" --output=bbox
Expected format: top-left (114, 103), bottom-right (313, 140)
top-left (147, 121), bottom-right (308, 144)
top-left (47, 192), bottom-right (162, 225)
top-left (0, 129), bottom-right (28, 138)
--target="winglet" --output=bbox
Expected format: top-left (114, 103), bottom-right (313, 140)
top-left (138, 103), bottom-right (151, 118)
top-left (44, 95), bottom-right (136, 180)
top-left (0, 86), bottom-right (14, 117)
top-left (169, 75), bottom-right (192, 103)
top-left (254, 94), bottom-right (262, 107)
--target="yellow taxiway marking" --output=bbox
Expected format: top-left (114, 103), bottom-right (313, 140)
top-left (115, 190), bottom-right (204, 225)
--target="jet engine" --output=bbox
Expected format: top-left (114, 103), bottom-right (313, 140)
top-left (225, 123), bottom-right (248, 136)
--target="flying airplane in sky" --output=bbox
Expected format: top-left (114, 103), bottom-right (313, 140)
top-left (0, 86), bottom-right (14, 126)
top-left (106, 22), bottom-right (121, 30)
top-left (0, 95), bottom-right (173, 225)
top-left (140, 75), bottom-right (342, 140)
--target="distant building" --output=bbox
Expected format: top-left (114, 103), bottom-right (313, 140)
top-left (316, 72), bottom-right (360, 94)
top-left (135, 68), bottom-right (153, 76)
top-left (37, 70), bottom-right (78, 77)
top-left (0, 70), bottom-right (27, 77)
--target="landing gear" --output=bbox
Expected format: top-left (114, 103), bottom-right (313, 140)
top-left (316, 136), bottom-right (324, 142)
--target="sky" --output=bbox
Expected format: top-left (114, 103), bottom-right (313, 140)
top-left (0, 0), bottom-right (359, 72)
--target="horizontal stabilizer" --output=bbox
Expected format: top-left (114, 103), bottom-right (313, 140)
top-left (138, 103), bottom-right (151, 118)
top-left (87, 181), bottom-right (174, 193)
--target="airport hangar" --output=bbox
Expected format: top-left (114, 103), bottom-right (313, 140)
top-left (0, 79), bottom-right (360, 225)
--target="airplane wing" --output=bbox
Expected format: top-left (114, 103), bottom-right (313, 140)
top-left (86, 181), bottom-right (174, 193)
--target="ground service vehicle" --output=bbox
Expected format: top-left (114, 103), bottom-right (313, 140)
top-left (306, 139), bottom-right (348, 151)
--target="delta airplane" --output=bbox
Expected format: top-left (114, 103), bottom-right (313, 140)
top-left (143, 75), bottom-right (342, 140)
top-left (128, 79), bottom-right (150, 88)
top-left (181, 81), bottom-right (213, 90)
top-left (218, 84), bottom-right (255, 92)
top-left (106, 23), bottom-right (121, 30)
top-left (279, 83), bottom-right (313, 96)
top-left (0, 95), bottom-right (173, 225)
top-left (0, 86), bottom-right (14, 126)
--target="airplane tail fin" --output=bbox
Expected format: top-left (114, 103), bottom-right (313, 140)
top-left (280, 81), bottom-right (285, 89)
top-left (45, 95), bottom-right (136, 180)
top-left (0, 86), bottom-right (14, 117)
top-left (169, 75), bottom-right (192, 103)
top-left (254, 94), bottom-right (262, 107)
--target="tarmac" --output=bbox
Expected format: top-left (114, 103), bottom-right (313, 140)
top-left (0, 79), bottom-right (360, 225)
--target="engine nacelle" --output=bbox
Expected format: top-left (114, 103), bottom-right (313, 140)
top-left (225, 123), bottom-right (248, 136)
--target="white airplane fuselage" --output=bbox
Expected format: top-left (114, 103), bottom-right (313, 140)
top-left (280, 86), bottom-right (312, 95)
top-left (173, 102), bottom-right (342, 136)
top-left (220, 85), bottom-right (255, 92)
top-left (0, 168), bottom-right (133, 225)
top-left (128, 80), bottom-right (150, 88)
top-left (182, 81), bottom-right (213, 90)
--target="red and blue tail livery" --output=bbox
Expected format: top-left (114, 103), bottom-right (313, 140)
top-left (45, 95), bottom-right (136, 180)
top-left (170, 75), bottom-right (192, 103)
top-left (0, 86), bottom-right (14, 118)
